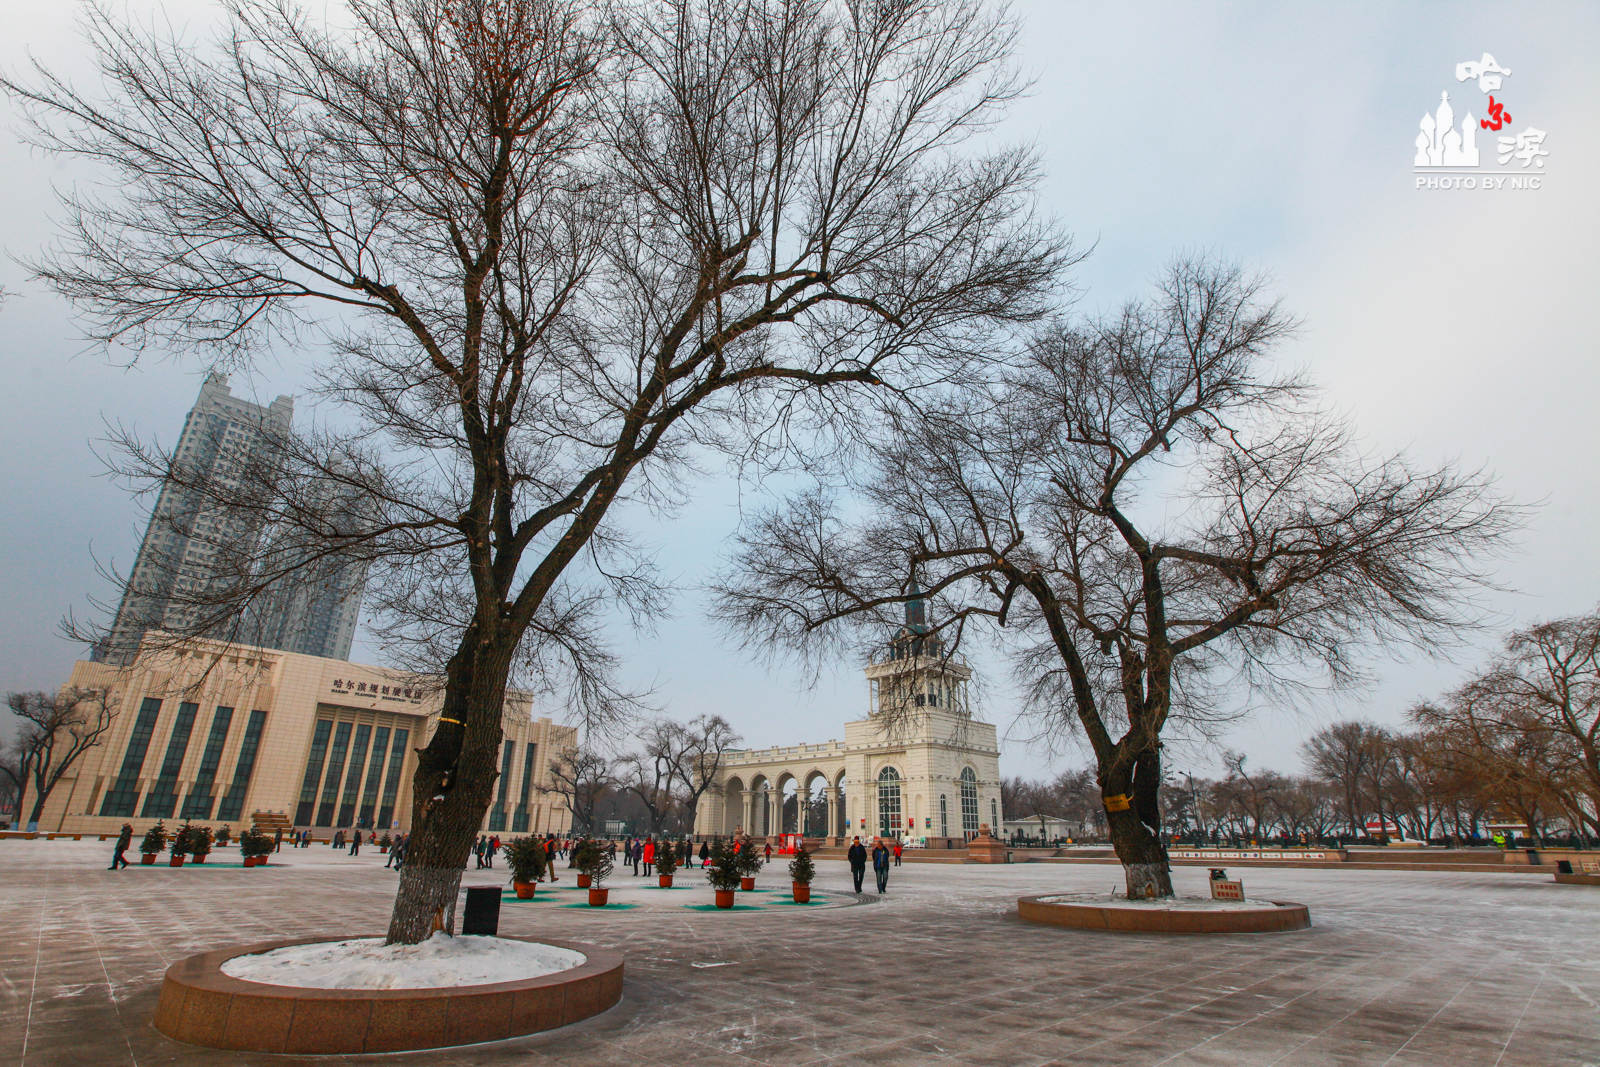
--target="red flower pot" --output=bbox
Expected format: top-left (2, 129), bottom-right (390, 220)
top-left (588, 887), bottom-right (609, 907)
top-left (169, 854), bottom-right (185, 867)
top-left (658, 874), bottom-right (674, 888)
top-left (792, 883), bottom-right (811, 903)
top-left (514, 882), bottom-right (536, 899)
top-left (576, 873), bottom-right (593, 888)
top-left (192, 854), bottom-right (207, 864)
top-left (739, 876), bottom-right (755, 891)
top-left (141, 853), bottom-right (156, 865)
top-left (715, 889), bottom-right (736, 908)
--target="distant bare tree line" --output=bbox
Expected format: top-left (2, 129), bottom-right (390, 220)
top-left (548, 713), bottom-right (740, 837)
top-left (1001, 609), bottom-right (1600, 848)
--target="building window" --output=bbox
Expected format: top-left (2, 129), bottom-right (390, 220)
top-left (877, 766), bottom-right (902, 839)
top-left (991, 798), bottom-right (998, 833)
top-left (488, 739), bottom-right (515, 831)
top-left (293, 720), bottom-right (333, 825)
top-left (513, 742), bottom-right (536, 833)
top-left (376, 728), bottom-right (408, 828)
top-left (358, 727), bottom-right (391, 827)
top-left (315, 721), bottom-right (353, 826)
top-left (960, 767), bottom-right (979, 838)
top-left (180, 706), bottom-right (234, 819)
top-left (940, 794), bottom-right (948, 838)
top-left (337, 723), bottom-right (372, 827)
top-left (141, 702), bottom-right (199, 819)
top-left (217, 711), bottom-right (267, 821)
top-left (100, 697), bottom-right (164, 817)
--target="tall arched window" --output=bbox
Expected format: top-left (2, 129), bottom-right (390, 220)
top-left (877, 766), bottom-right (902, 838)
top-left (991, 798), bottom-right (999, 833)
top-left (939, 794), bottom-right (948, 837)
top-left (960, 767), bottom-right (979, 837)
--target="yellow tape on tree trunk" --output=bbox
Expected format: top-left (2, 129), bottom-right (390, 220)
top-left (1103, 794), bottom-right (1132, 812)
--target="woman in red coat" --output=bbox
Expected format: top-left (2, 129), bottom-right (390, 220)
top-left (642, 837), bottom-right (656, 877)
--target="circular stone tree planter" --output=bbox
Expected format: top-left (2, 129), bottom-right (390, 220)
top-left (1017, 895), bottom-right (1311, 934)
top-left (153, 935), bottom-right (623, 1054)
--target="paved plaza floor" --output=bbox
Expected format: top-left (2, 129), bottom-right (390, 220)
top-left (3, 839), bottom-right (1597, 1067)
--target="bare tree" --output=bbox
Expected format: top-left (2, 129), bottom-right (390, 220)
top-left (7, 0), bottom-right (1065, 941)
top-left (1303, 720), bottom-right (1387, 839)
top-left (547, 746), bottom-right (614, 835)
top-left (1217, 751), bottom-right (1285, 843)
top-left (1467, 611), bottom-right (1600, 835)
top-left (655, 714), bottom-right (740, 833)
top-left (6, 689), bottom-right (117, 830)
top-left (716, 257), bottom-right (1519, 897)
top-left (617, 720), bottom-right (682, 835)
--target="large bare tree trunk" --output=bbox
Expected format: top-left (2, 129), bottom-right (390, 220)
top-left (1105, 749), bottom-right (1174, 898)
top-left (385, 644), bottom-right (508, 944)
top-left (1106, 809), bottom-right (1174, 898)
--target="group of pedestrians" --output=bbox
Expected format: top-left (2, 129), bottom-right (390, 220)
top-left (846, 835), bottom-right (895, 894)
top-left (474, 835), bottom-right (501, 868)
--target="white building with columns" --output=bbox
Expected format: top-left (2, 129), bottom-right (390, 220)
top-left (693, 595), bottom-right (1002, 846)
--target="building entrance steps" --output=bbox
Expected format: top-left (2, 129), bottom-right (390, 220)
top-left (250, 810), bottom-right (294, 833)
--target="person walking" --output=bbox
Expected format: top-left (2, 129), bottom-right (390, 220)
top-left (274, 828), bottom-right (283, 853)
top-left (893, 839), bottom-right (902, 866)
top-left (392, 834), bottom-right (406, 871)
top-left (333, 829), bottom-right (345, 850)
top-left (698, 840), bottom-right (710, 868)
top-left (764, 842), bottom-right (773, 863)
top-left (847, 836), bottom-right (868, 893)
top-left (109, 823), bottom-right (132, 869)
top-left (349, 831), bottom-right (361, 857)
top-left (872, 839), bottom-right (890, 894)
top-left (642, 837), bottom-right (655, 877)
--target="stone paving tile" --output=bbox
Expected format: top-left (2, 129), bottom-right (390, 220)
top-left (4, 840), bottom-right (1600, 1066)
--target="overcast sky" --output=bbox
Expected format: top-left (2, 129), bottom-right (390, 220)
top-left (1, 1), bottom-right (1595, 780)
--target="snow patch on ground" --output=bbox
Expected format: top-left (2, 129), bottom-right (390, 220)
top-left (1034, 893), bottom-right (1279, 912)
top-left (221, 933), bottom-right (586, 990)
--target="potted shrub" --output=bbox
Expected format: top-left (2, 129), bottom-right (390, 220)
top-left (215, 825), bottom-right (231, 847)
top-left (788, 847), bottom-right (815, 903)
top-left (576, 840), bottom-right (614, 906)
top-left (506, 836), bottom-right (547, 898)
top-left (571, 838), bottom-right (599, 888)
top-left (190, 825), bottom-right (214, 864)
top-left (379, 832), bottom-right (392, 854)
top-left (170, 823), bottom-right (194, 866)
top-left (655, 839), bottom-right (678, 888)
top-left (139, 821), bottom-right (167, 864)
top-left (239, 828), bottom-right (271, 865)
top-left (735, 840), bottom-right (763, 891)
top-left (706, 839), bottom-right (741, 907)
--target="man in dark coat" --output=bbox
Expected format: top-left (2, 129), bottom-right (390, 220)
top-left (872, 839), bottom-right (891, 894)
top-left (847, 836), bottom-right (868, 892)
top-left (109, 824), bottom-right (132, 869)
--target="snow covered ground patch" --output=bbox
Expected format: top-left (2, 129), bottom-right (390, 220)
top-left (221, 933), bottom-right (586, 990)
top-left (1033, 893), bottom-right (1278, 912)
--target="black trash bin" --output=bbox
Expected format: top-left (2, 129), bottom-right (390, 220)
top-left (461, 884), bottom-right (501, 936)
